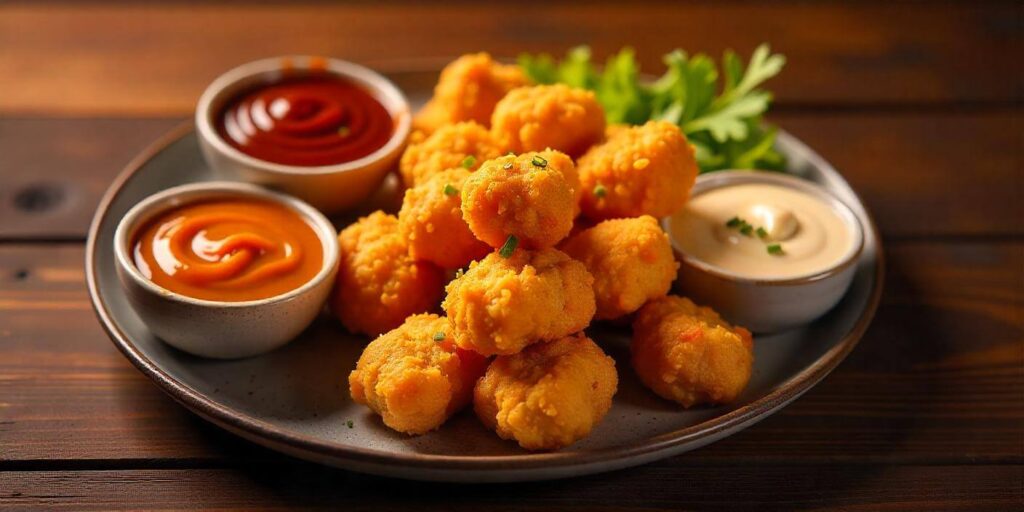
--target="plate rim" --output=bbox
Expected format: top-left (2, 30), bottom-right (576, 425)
top-left (86, 117), bottom-right (885, 478)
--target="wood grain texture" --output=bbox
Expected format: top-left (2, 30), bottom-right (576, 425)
top-left (1, 465), bottom-right (1021, 511)
top-left (1, 111), bottom-right (1020, 240)
top-left (0, 2), bottom-right (1020, 115)
top-left (1, 242), bottom-right (1021, 465)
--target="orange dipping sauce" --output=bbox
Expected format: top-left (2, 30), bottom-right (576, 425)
top-left (132, 199), bottom-right (323, 302)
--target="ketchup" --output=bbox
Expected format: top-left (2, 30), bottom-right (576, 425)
top-left (217, 74), bottom-right (394, 167)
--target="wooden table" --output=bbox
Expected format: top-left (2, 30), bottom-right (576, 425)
top-left (1, 2), bottom-right (1021, 510)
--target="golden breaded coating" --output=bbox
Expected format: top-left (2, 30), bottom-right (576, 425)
top-left (430, 53), bottom-right (530, 129)
top-left (578, 121), bottom-right (699, 220)
top-left (474, 333), bottom-right (618, 450)
top-left (331, 212), bottom-right (445, 337)
top-left (491, 84), bottom-right (606, 158)
top-left (561, 216), bottom-right (678, 320)
top-left (461, 152), bottom-right (576, 249)
top-left (350, 314), bottom-right (489, 435)
top-left (411, 98), bottom-right (449, 139)
top-left (399, 122), bottom-right (503, 188)
top-left (443, 248), bottom-right (596, 356)
top-left (631, 295), bottom-right (754, 407)
top-left (398, 168), bottom-right (490, 269)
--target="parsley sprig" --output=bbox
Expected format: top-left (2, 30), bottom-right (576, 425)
top-left (519, 44), bottom-right (786, 172)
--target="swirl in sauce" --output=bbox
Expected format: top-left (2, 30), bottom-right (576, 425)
top-left (218, 74), bottom-right (394, 167)
top-left (671, 183), bottom-right (856, 280)
top-left (132, 199), bottom-right (323, 301)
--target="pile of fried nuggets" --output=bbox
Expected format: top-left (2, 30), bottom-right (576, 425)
top-left (332, 53), bottom-right (755, 451)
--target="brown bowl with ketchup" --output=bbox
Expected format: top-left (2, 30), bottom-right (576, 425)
top-left (196, 56), bottom-right (411, 214)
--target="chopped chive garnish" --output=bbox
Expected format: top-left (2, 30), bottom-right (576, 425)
top-left (726, 217), bottom-right (742, 228)
top-left (346, 420), bottom-right (354, 428)
top-left (756, 227), bottom-right (768, 239)
top-left (461, 155), bottom-right (477, 169)
top-left (498, 235), bottom-right (519, 258)
top-left (739, 224), bottom-right (753, 236)
top-left (531, 155), bottom-right (548, 168)
top-left (767, 244), bottom-right (784, 255)
top-left (433, 331), bottom-right (445, 342)
top-left (443, 183), bottom-right (459, 196)
top-left (593, 184), bottom-right (607, 198)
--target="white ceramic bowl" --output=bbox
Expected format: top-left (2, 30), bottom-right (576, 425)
top-left (195, 55), bottom-right (411, 214)
top-left (663, 170), bottom-right (864, 333)
top-left (113, 182), bottom-right (340, 359)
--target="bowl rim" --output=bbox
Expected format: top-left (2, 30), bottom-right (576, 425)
top-left (112, 180), bottom-right (340, 308)
top-left (194, 55), bottom-right (412, 176)
top-left (663, 169), bottom-right (865, 286)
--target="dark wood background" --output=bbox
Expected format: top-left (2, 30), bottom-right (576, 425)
top-left (1, 2), bottom-right (1021, 510)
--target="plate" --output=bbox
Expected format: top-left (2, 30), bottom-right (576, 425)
top-left (86, 69), bottom-right (884, 482)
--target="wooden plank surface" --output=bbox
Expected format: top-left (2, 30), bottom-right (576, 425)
top-left (1, 2), bottom-right (1021, 115)
top-left (2, 242), bottom-right (1021, 465)
top-left (1, 110), bottom-right (1020, 240)
top-left (2, 465), bottom-right (1021, 511)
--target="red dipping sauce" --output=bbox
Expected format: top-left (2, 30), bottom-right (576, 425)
top-left (217, 74), bottom-right (394, 167)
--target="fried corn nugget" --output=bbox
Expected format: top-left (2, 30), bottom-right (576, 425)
top-left (399, 122), bottom-right (503, 188)
top-left (474, 333), bottom-right (618, 450)
top-left (443, 248), bottom-right (596, 356)
top-left (331, 212), bottom-right (445, 337)
top-left (349, 314), bottom-right (489, 435)
top-left (631, 295), bottom-right (754, 407)
top-left (578, 121), bottom-right (699, 220)
top-left (461, 152), bottom-right (576, 249)
top-left (398, 168), bottom-right (490, 269)
top-left (414, 53), bottom-right (530, 133)
top-left (491, 84), bottom-right (606, 158)
top-left (561, 216), bottom-right (678, 320)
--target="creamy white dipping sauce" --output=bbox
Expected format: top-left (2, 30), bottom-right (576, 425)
top-left (671, 183), bottom-right (856, 280)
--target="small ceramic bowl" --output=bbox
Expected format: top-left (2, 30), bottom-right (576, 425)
top-left (663, 171), bottom-right (864, 333)
top-left (113, 182), bottom-right (340, 359)
top-left (195, 55), bottom-right (411, 214)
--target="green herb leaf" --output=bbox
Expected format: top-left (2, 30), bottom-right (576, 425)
top-left (461, 155), bottom-right (477, 169)
top-left (739, 223), bottom-right (754, 236)
top-left (756, 226), bottom-right (768, 239)
top-left (531, 155), bottom-right (547, 168)
top-left (346, 420), bottom-right (354, 428)
top-left (767, 244), bottom-right (784, 255)
top-left (518, 44), bottom-right (786, 173)
top-left (443, 183), bottom-right (459, 196)
top-left (594, 184), bottom-right (607, 198)
top-left (433, 331), bottom-right (445, 342)
top-left (726, 216), bottom-right (742, 228)
top-left (498, 235), bottom-right (519, 258)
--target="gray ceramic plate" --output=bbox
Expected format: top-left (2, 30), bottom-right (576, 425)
top-left (86, 69), bottom-right (884, 482)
